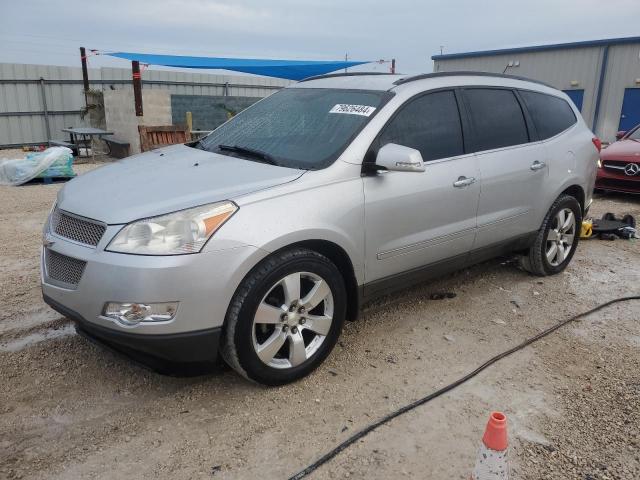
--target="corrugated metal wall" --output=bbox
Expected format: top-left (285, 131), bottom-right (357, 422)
top-left (0, 63), bottom-right (290, 148)
top-left (598, 44), bottom-right (640, 140)
top-left (433, 42), bottom-right (640, 141)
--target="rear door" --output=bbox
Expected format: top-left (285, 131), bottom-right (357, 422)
top-left (363, 90), bottom-right (480, 290)
top-left (461, 88), bottom-right (547, 248)
top-left (518, 89), bottom-right (581, 221)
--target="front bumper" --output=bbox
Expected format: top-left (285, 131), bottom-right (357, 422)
top-left (41, 240), bottom-right (264, 335)
top-left (41, 220), bottom-right (268, 369)
top-left (44, 294), bottom-right (221, 365)
top-left (595, 168), bottom-right (640, 193)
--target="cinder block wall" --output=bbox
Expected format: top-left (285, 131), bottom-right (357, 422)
top-left (104, 90), bottom-right (172, 154)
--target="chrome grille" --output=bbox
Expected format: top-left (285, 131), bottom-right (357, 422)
top-left (51, 209), bottom-right (106, 247)
top-left (45, 250), bottom-right (86, 288)
top-left (604, 160), bottom-right (631, 171)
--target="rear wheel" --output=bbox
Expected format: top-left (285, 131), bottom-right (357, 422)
top-left (221, 248), bottom-right (346, 385)
top-left (520, 194), bottom-right (582, 276)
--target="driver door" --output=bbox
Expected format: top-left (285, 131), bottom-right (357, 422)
top-left (363, 90), bottom-right (480, 296)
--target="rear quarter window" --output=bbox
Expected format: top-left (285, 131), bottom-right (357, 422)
top-left (519, 90), bottom-right (577, 140)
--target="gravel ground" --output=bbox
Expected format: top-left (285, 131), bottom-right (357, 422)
top-left (0, 160), bottom-right (638, 480)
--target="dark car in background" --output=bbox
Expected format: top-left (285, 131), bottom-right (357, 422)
top-left (596, 124), bottom-right (640, 194)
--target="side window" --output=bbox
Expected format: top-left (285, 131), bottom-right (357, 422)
top-left (464, 88), bottom-right (529, 151)
top-left (377, 90), bottom-right (464, 162)
top-left (520, 90), bottom-right (577, 140)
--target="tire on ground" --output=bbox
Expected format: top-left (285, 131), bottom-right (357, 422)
top-left (221, 247), bottom-right (347, 385)
top-left (520, 194), bottom-right (582, 276)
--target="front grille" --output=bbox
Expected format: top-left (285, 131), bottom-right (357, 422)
top-left (603, 160), bottom-right (640, 176)
top-left (603, 160), bottom-right (629, 169)
top-left (596, 177), bottom-right (640, 192)
top-left (51, 208), bottom-right (106, 247)
top-left (45, 250), bottom-right (87, 288)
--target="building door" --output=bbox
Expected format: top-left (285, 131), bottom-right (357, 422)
top-left (619, 88), bottom-right (640, 131)
top-left (562, 89), bottom-right (584, 111)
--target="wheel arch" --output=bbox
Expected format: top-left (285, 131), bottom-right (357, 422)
top-left (560, 184), bottom-right (585, 214)
top-left (269, 240), bottom-right (361, 322)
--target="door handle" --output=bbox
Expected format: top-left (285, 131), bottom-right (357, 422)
top-left (530, 161), bottom-right (546, 171)
top-left (453, 176), bottom-right (476, 188)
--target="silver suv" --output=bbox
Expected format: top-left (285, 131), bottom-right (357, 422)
top-left (42, 72), bottom-right (598, 385)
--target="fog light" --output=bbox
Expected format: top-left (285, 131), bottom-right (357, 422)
top-left (103, 302), bottom-right (178, 326)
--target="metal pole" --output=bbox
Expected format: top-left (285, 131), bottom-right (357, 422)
top-left (391, 59), bottom-right (396, 74)
top-left (80, 47), bottom-right (90, 106)
top-left (39, 77), bottom-right (51, 144)
top-left (186, 111), bottom-right (193, 134)
top-left (344, 53), bottom-right (348, 74)
top-left (132, 61), bottom-right (143, 117)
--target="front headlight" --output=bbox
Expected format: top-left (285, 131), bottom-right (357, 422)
top-left (45, 200), bottom-right (57, 235)
top-left (106, 201), bottom-right (238, 255)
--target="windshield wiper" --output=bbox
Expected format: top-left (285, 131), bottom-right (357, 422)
top-left (191, 138), bottom-right (206, 150)
top-left (217, 144), bottom-right (279, 166)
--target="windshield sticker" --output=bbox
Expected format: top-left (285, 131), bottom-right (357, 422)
top-left (329, 104), bottom-right (376, 116)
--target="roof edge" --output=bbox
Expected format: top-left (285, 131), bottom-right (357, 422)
top-left (298, 72), bottom-right (398, 83)
top-left (393, 71), bottom-right (554, 89)
top-left (431, 35), bottom-right (640, 61)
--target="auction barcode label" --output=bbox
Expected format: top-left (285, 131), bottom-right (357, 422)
top-left (329, 104), bottom-right (376, 116)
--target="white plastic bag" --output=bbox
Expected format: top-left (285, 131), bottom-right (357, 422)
top-left (0, 147), bottom-right (73, 186)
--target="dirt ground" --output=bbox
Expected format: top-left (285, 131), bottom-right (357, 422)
top-left (0, 159), bottom-right (638, 480)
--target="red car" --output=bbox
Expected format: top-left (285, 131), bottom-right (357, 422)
top-left (596, 124), bottom-right (640, 193)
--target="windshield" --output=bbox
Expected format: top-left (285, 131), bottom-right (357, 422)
top-left (197, 88), bottom-right (391, 170)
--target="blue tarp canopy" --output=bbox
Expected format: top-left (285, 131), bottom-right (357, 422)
top-left (106, 52), bottom-right (370, 81)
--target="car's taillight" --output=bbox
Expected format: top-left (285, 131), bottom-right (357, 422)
top-left (592, 137), bottom-right (602, 153)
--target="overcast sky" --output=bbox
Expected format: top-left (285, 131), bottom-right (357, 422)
top-left (2, 0), bottom-right (640, 75)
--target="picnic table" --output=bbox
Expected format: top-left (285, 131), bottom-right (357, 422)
top-left (59, 127), bottom-right (114, 160)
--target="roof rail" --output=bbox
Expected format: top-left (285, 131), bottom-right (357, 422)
top-left (299, 72), bottom-right (398, 83)
top-left (393, 71), bottom-right (553, 88)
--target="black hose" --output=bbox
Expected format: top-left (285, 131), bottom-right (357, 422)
top-left (288, 295), bottom-right (640, 480)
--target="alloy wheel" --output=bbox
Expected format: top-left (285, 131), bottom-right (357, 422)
top-left (545, 207), bottom-right (576, 267)
top-left (251, 271), bottom-right (334, 369)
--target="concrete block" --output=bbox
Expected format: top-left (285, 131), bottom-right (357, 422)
top-left (104, 89), bottom-right (172, 154)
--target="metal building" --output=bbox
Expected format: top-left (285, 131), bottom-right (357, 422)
top-left (432, 36), bottom-right (640, 141)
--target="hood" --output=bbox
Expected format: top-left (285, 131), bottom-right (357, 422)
top-left (601, 139), bottom-right (640, 162)
top-left (57, 144), bottom-right (305, 224)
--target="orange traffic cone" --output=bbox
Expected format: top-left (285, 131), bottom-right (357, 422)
top-left (471, 411), bottom-right (509, 479)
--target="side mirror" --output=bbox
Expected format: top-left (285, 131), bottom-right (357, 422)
top-left (616, 131), bottom-right (626, 140)
top-left (375, 143), bottom-right (425, 173)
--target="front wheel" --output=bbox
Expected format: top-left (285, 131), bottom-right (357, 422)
top-left (221, 248), bottom-right (346, 385)
top-left (520, 194), bottom-right (582, 276)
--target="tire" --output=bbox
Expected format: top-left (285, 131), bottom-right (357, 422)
top-left (221, 248), bottom-right (347, 385)
top-left (520, 194), bottom-right (582, 276)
